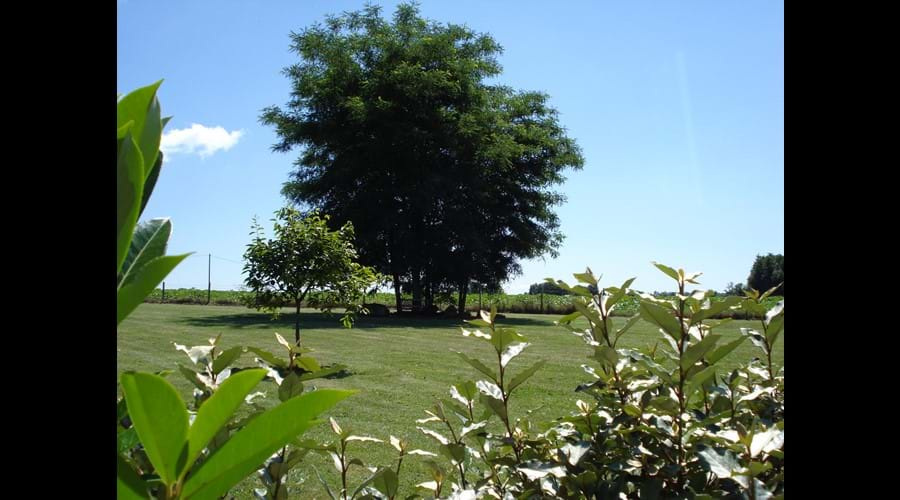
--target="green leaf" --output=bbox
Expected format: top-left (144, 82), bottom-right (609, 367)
top-left (455, 352), bottom-right (496, 382)
top-left (186, 369), bottom-right (267, 474)
top-left (508, 360), bottom-right (547, 392)
top-left (117, 80), bottom-right (163, 177)
top-left (117, 454), bottom-right (149, 500)
top-left (760, 283), bottom-right (783, 301)
top-left (705, 336), bottom-right (747, 365)
top-left (117, 130), bottom-right (144, 274)
top-left (685, 365), bottom-right (717, 399)
top-left (295, 356), bottom-right (322, 372)
top-left (178, 365), bottom-right (206, 391)
top-left (640, 301), bottom-right (682, 341)
top-left (555, 310), bottom-right (582, 325)
top-left (117, 254), bottom-right (191, 325)
top-left (572, 300), bottom-right (602, 326)
top-left (120, 372), bottom-right (189, 486)
top-left (352, 467), bottom-right (385, 499)
top-left (372, 468), bottom-right (400, 498)
top-left (181, 389), bottom-right (354, 500)
top-left (212, 346), bottom-right (244, 375)
top-left (652, 262), bottom-right (681, 282)
top-left (314, 466), bottom-right (338, 500)
top-left (593, 345), bottom-right (619, 369)
top-left (479, 393), bottom-right (508, 421)
top-left (119, 218), bottom-right (172, 289)
top-left (573, 268), bottom-right (597, 286)
top-left (278, 372), bottom-right (305, 402)
top-left (607, 277), bottom-right (636, 306)
top-left (697, 447), bottom-right (740, 479)
top-left (613, 315), bottom-right (641, 346)
top-left (117, 397), bottom-right (129, 422)
top-left (623, 404), bottom-right (642, 417)
top-left (649, 396), bottom-right (679, 413)
top-left (247, 347), bottom-right (288, 369)
top-left (118, 427), bottom-right (140, 453)
top-left (690, 296), bottom-right (743, 325)
top-left (465, 318), bottom-right (491, 328)
top-left (681, 334), bottom-right (721, 370)
top-left (139, 151), bottom-right (164, 218)
top-left (766, 314), bottom-right (784, 345)
top-left (439, 443), bottom-right (466, 464)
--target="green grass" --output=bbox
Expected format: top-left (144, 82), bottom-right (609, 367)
top-left (118, 303), bottom-right (783, 499)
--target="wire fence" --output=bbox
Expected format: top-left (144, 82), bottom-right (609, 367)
top-left (149, 254), bottom-right (780, 318)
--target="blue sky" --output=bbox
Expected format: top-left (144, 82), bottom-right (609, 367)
top-left (118, 0), bottom-right (783, 294)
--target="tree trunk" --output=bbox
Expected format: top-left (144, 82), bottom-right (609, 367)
top-left (294, 299), bottom-right (301, 344)
top-left (457, 279), bottom-right (468, 317)
top-left (392, 271), bottom-right (402, 313)
top-left (424, 269), bottom-right (434, 311)
top-left (411, 268), bottom-right (422, 311)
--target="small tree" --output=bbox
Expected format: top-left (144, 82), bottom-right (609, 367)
top-left (723, 281), bottom-right (746, 296)
top-left (243, 207), bottom-right (382, 344)
top-left (528, 281), bottom-right (569, 296)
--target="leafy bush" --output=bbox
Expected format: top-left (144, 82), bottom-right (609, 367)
top-left (389, 264), bottom-right (784, 498)
top-left (290, 263), bottom-right (783, 498)
top-left (117, 82), bottom-right (353, 499)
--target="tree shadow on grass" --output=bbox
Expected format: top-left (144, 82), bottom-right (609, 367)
top-left (176, 310), bottom-right (553, 331)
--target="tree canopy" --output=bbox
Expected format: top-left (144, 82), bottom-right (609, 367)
top-left (747, 253), bottom-right (784, 296)
top-left (261, 3), bottom-right (583, 313)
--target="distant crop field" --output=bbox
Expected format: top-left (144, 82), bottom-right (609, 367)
top-left (147, 288), bottom-right (780, 319)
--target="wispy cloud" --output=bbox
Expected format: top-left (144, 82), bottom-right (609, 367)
top-left (161, 124), bottom-right (243, 159)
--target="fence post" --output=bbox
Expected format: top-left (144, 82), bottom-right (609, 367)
top-left (207, 253), bottom-right (212, 305)
top-left (162, 281), bottom-right (166, 303)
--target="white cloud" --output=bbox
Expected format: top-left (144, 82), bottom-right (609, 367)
top-left (161, 123), bottom-right (243, 159)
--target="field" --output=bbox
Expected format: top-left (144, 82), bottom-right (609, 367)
top-left (146, 288), bottom-right (781, 318)
top-left (118, 303), bottom-right (783, 498)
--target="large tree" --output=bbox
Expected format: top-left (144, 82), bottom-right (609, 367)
top-left (261, 3), bottom-right (583, 313)
top-left (747, 253), bottom-right (784, 296)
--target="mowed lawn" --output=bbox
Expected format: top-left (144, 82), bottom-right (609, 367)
top-left (118, 303), bottom-right (784, 499)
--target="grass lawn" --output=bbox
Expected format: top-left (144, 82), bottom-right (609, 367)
top-left (117, 303), bottom-right (783, 499)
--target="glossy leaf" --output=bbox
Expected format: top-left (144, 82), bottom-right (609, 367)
top-left (120, 372), bottom-right (189, 486)
top-left (640, 301), bottom-right (682, 341)
top-left (508, 360), bottom-right (546, 392)
top-left (117, 454), bottom-right (148, 500)
top-left (139, 151), bottom-right (164, 218)
top-left (181, 389), bottom-right (354, 500)
top-left (119, 218), bottom-right (172, 288)
top-left (212, 346), bottom-right (244, 375)
top-left (705, 336), bottom-right (747, 365)
top-left (186, 369), bottom-right (266, 473)
top-left (681, 334), bottom-right (721, 370)
top-left (117, 80), bottom-right (163, 176)
top-left (117, 130), bottom-right (144, 273)
top-left (652, 262), bottom-right (681, 282)
top-left (455, 352), bottom-right (496, 382)
top-left (118, 254), bottom-right (191, 325)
